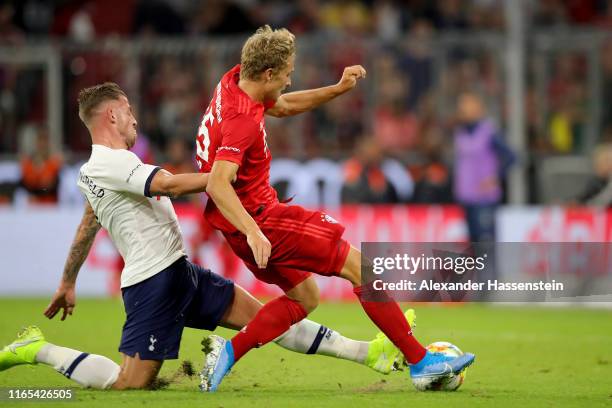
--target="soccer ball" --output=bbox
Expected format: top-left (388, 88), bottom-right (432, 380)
top-left (412, 341), bottom-right (467, 391)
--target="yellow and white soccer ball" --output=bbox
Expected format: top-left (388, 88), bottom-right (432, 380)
top-left (412, 341), bottom-right (467, 391)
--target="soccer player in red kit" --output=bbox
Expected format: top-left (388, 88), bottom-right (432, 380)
top-left (197, 26), bottom-right (475, 391)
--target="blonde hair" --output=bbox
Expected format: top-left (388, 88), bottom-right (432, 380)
top-left (240, 25), bottom-right (295, 81)
top-left (78, 82), bottom-right (126, 125)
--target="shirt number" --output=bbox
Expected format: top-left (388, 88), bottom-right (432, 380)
top-left (196, 108), bottom-right (214, 169)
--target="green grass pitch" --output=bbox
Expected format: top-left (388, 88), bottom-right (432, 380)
top-left (0, 298), bottom-right (611, 407)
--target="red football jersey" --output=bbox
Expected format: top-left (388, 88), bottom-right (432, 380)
top-left (196, 65), bottom-right (278, 233)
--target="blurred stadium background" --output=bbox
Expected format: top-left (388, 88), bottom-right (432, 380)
top-left (0, 0), bottom-right (611, 301)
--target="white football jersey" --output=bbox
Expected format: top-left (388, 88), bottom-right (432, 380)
top-left (77, 144), bottom-right (186, 288)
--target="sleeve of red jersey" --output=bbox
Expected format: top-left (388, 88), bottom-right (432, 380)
top-left (216, 114), bottom-right (260, 167)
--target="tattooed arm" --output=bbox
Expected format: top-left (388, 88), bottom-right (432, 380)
top-left (60, 202), bottom-right (101, 284)
top-left (44, 202), bottom-right (101, 321)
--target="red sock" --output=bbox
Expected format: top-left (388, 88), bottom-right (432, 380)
top-left (231, 295), bottom-right (308, 362)
top-left (354, 284), bottom-right (426, 364)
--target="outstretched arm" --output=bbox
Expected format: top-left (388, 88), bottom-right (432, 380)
top-left (44, 202), bottom-right (100, 320)
top-left (148, 169), bottom-right (209, 199)
top-left (266, 65), bottom-right (366, 118)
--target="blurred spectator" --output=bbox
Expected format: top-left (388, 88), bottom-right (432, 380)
top-left (189, 0), bottom-right (256, 35)
top-left (265, 117), bottom-right (294, 157)
top-left (547, 54), bottom-right (587, 153)
top-left (524, 88), bottom-right (547, 152)
top-left (547, 96), bottom-right (580, 153)
top-left (161, 138), bottom-right (195, 203)
top-left (595, 0), bottom-right (612, 28)
top-left (319, 0), bottom-right (370, 35)
top-left (466, 0), bottom-right (505, 29)
top-left (0, 2), bottom-right (24, 44)
top-left (133, 0), bottom-right (184, 36)
top-left (411, 157), bottom-right (452, 203)
top-left (342, 136), bottom-right (398, 203)
top-left (432, 0), bottom-right (467, 30)
top-left (314, 95), bottom-right (364, 154)
top-left (20, 127), bottom-right (63, 204)
top-left (532, 0), bottom-right (567, 26)
top-left (399, 19), bottom-right (434, 109)
top-left (372, 57), bottom-right (419, 152)
top-left (565, 0), bottom-right (597, 25)
top-left (11, 0), bottom-right (54, 36)
top-left (282, 0), bottom-right (320, 34)
top-left (601, 40), bottom-right (612, 140)
top-left (373, 0), bottom-right (409, 41)
top-left (51, 0), bottom-right (136, 41)
top-left (162, 138), bottom-right (194, 174)
top-left (575, 143), bottom-right (612, 207)
top-left (453, 91), bottom-right (515, 241)
top-left (139, 58), bottom-right (205, 148)
top-left (411, 134), bottom-right (452, 204)
top-left (130, 132), bottom-right (154, 164)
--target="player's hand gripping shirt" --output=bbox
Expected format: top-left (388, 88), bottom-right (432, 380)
top-left (77, 145), bottom-right (186, 288)
top-left (196, 65), bottom-right (278, 233)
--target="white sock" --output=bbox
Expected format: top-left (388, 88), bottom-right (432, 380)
top-left (36, 343), bottom-right (120, 389)
top-left (274, 319), bottom-right (369, 364)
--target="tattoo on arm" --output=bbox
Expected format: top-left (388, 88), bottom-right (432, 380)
top-left (61, 203), bottom-right (101, 284)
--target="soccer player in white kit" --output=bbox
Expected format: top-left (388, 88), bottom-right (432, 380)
top-left (0, 82), bottom-right (407, 390)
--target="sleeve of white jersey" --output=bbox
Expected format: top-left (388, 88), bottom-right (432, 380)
top-left (94, 149), bottom-right (161, 197)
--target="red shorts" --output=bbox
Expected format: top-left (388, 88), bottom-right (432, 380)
top-left (223, 204), bottom-right (351, 292)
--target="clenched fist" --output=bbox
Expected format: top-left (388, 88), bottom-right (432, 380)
top-left (336, 65), bottom-right (367, 92)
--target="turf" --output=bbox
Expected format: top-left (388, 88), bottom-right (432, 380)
top-left (0, 298), bottom-right (611, 408)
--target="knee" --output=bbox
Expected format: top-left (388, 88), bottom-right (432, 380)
top-left (343, 266), bottom-right (361, 286)
top-left (111, 368), bottom-right (157, 390)
top-left (299, 288), bottom-right (319, 313)
top-left (340, 262), bottom-right (361, 286)
top-left (339, 247), bottom-right (362, 287)
top-left (289, 279), bottom-right (320, 313)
